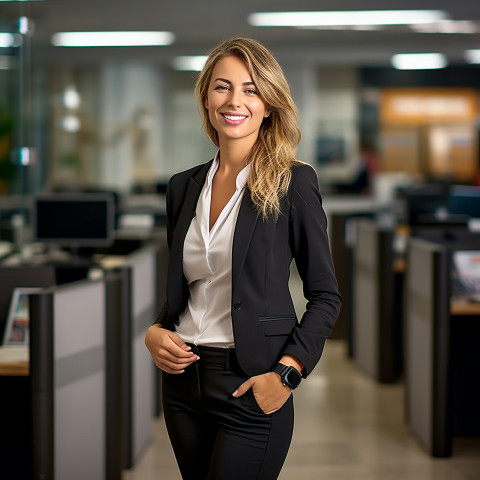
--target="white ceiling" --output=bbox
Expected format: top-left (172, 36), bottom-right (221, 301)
top-left (4, 0), bottom-right (480, 67)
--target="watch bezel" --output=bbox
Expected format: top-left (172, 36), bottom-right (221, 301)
top-left (283, 367), bottom-right (302, 389)
top-left (273, 363), bottom-right (302, 390)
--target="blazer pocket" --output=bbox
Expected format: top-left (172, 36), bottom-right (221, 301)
top-left (259, 315), bottom-right (297, 336)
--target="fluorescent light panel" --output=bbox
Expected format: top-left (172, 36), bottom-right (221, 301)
top-left (172, 56), bottom-right (208, 71)
top-left (391, 53), bottom-right (447, 70)
top-left (411, 20), bottom-right (478, 34)
top-left (465, 49), bottom-right (480, 64)
top-left (248, 10), bottom-right (447, 27)
top-left (0, 32), bottom-right (16, 48)
top-left (51, 31), bottom-right (175, 47)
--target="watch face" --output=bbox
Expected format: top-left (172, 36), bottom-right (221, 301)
top-left (284, 368), bottom-right (302, 389)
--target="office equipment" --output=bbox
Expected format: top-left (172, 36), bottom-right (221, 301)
top-left (32, 193), bottom-right (115, 253)
top-left (402, 184), bottom-right (448, 225)
top-left (451, 250), bottom-right (480, 301)
top-left (405, 237), bottom-right (480, 457)
top-left (448, 185), bottom-right (480, 220)
top-left (2, 287), bottom-right (41, 346)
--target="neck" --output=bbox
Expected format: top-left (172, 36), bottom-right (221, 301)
top-left (217, 137), bottom-right (256, 174)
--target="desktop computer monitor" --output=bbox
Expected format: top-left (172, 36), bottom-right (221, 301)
top-left (32, 193), bottom-right (115, 249)
top-left (402, 185), bottom-right (449, 225)
top-left (448, 185), bottom-right (480, 220)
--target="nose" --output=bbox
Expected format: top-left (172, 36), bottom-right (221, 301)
top-left (228, 88), bottom-right (241, 108)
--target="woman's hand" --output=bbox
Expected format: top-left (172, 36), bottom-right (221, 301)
top-left (232, 372), bottom-right (291, 415)
top-left (145, 324), bottom-right (199, 374)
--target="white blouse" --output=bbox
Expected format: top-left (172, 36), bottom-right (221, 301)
top-left (175, 154), bottom-right (250, 347)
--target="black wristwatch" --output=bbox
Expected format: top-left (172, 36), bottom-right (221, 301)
top-left (272, 363), bottom-right (302, 390)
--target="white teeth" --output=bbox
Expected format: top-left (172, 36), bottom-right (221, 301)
top-left (224, 114), bottom-right (246, 121)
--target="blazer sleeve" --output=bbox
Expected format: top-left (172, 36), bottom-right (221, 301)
top-left (154, 177), bottom-right (174, 325)
top-left (282, 164), bottom-right (342, 376)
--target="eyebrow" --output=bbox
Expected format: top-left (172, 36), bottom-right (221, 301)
top-left (213, 77), bottom-right (256, 87)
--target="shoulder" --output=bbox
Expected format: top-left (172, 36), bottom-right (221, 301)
top-left (289, 162), bottom-right (321, 204)
top-left (168, 160), bottom-right (212, 189)
top-left (291, 162), bottom-right (318, 186)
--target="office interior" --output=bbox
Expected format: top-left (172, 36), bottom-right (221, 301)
top-left (1, 1), bottom-right (480, 479)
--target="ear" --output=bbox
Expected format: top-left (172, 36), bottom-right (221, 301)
top-left (264, 109), bottom-right (271, 118)
top-left (204, 99), bottom-right (209, 109)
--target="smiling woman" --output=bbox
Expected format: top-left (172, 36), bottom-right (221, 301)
top-left (145, 36), bottom-right (341, 480)
top-left (205, 55), bottom-right (269, 158)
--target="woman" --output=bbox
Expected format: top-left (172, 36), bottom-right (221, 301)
top-left (145, 37), bottom-right (341, 479)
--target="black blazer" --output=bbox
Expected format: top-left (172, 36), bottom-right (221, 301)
top-left (158, 160), bottom-right (341, 378)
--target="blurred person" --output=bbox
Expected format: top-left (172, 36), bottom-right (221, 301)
top-left (145, 37), bottom-right (341, 480)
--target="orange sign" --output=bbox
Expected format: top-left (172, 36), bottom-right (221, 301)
top-left (380, 88), bottom-right (479, 124)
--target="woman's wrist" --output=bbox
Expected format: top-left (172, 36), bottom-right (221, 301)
top-left (278, 354), bottom-right (304, 375)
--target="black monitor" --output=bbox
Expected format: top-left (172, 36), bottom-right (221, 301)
top-left (32, 193), bottom-right (115, 249)
top-left (448, 185), bottom-right (480, 220)
top-left (402, 185), bottom-right (449, 225)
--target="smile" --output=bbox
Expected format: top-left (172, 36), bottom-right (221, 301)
top-left (221, 113), bottom-right (248, 125)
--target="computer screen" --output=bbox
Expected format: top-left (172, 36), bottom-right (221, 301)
top-left (448, 185), bottom-right (480, 220)
top-left (32, 193), bottom-right (115, 248)
top-left (401, 185), bottom-right (448, 225)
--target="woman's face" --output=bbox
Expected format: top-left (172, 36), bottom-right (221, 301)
top-left (205, 55), bottom-right (269, 148)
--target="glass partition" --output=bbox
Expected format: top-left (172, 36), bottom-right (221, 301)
top-left (0, 2), bottom-right (45, 251)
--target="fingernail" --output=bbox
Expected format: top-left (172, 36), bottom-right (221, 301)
top-left (232, 390), bottom-right (238, 397)
top-left (196, 355), bottom-right (200, 360)
top-left (185, 346), bottom-right (191, 351)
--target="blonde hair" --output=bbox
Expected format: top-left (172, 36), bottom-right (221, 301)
top-left (194, 37), bottom-right (301, 220)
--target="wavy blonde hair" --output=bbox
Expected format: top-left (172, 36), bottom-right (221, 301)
top-left (194, 37), bottom-right (301, 220)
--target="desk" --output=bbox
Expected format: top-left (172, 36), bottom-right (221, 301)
top-left (391, 259), bottom-right (480, 316)
top-left (0, 346), bottom-right (29, 376)
top-left (405, 237), bottom-right (480, 457)
top-left (450, 300), bottom-right (480, 316)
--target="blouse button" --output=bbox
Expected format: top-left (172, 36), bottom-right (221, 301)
top-left (233, 301), bottom-right (243, 311)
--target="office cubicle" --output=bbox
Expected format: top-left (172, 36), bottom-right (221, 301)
top-left (405, 236), bottom-right (480, 457)
top-left (127, 245), bottom-right (157, 464)
top-left (0, 237), bottom-right (164, 479)
top-left (30, 279), bottom-right (109, 480)
top-left (352, 219), bottom-right (402, 383)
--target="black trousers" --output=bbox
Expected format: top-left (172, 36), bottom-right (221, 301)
top-left (161, 345), bottom-right (294, 480)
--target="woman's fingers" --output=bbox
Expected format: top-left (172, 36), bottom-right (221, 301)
top-left (145, 325), bottom-right (199, 373)
top-left (232, 377), bottom-right (254, 397)
top-left (233, 373), bottom-right (291, 414)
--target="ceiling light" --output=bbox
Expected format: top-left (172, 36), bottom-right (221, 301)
top-left (391, 53), bottom-right (448, 70)
top-left (172, 56), bottom-right (208, 71)
top-left (248, 10), bottom-right (447, 27)
top-left (0, 33), bottom-right (17, 48)
top-left (60, 115), bottom-right (81, 133)
top-left (51, 31), bottom-right (175, 47)
top-left (411, 20), bottom-right (478, 34)
top-left (63, 86), bottom-right (81, 109)
top-left (465, 49), bottom-right (480, 64)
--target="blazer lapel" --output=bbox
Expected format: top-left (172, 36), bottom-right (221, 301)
top-left (168, 162), bottom-right (211, 315)
top-left (232, 189), bottom-right (259, 293)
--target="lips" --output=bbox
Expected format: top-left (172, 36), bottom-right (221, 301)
top-left (221, 113), bottom-right (248, 125)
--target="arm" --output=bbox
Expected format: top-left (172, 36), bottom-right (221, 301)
top-left (234, 165), bottom-right (340, 412)
top-left (146, 175), bottom-right (198, 373)
top-left (282, 164), bottom-right (342, 376)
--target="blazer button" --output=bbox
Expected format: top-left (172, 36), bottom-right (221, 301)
top-left (233, 301), bottom-right (243, 311)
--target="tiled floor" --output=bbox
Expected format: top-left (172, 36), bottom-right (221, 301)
top-left (125, 269), bottom-right (480, 479)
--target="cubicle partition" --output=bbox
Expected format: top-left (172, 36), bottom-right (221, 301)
top-left (404, 239), bottom-right (449, 457)
top-left (0, 238), bottom-right (164, 477)
top-left (352, 219), bottom-right (401, 383)
top-left (30, 280), bottom-right (108, 480)
top-left (128, 245), bottom-right (157, 464)
top-left (330, 210), bottom-right (375, 342)
top-left (405, 236), bottom-right (480, 457)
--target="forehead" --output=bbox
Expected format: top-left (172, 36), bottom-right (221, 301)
top-left (210, 55), bottom-right (252, 82)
